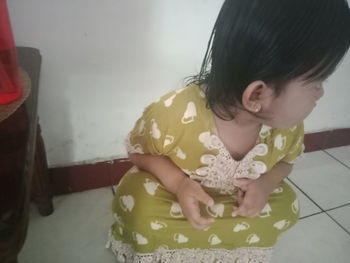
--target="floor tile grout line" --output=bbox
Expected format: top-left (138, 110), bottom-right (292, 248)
top-left (286, 178), bottom-right (326, 212)
top-left (319, 150), bottom-right (350, 235)
top-left (287, 175), bottom-right (350, 236)
top-left (317, 148), bottom-right (350, 236)
top-left (299, 211), bottom-right (325, 220)
top-left (322, 150), bottom-right (350, 170)
top-left (324, 211), bottom-right (350, 236)
top-left (325, 202), bottom-right (350, 212)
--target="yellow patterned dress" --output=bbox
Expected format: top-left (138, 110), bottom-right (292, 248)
top-left (107, 84), bottom-right (304, 263)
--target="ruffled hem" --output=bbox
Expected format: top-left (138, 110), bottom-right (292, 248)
top-left (106, 232), bottom-right (273, 263)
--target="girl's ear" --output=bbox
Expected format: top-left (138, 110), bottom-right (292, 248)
top-left (241, 80), bottom-right (270, 113)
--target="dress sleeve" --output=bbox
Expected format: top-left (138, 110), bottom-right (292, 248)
top-left (281, 123), bottom-right (305, 164)
top-left (125, 102), bottom-right (168, 156)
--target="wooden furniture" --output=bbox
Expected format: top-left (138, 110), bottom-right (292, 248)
top-left (0, 47), bottom-right (54, 263)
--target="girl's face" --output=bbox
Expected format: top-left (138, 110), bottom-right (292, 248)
top-left (261, 78), bottom-right (325, 128)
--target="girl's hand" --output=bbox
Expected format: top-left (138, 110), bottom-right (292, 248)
top-left (175, 177), bottom-right (215, 230)
top-left (231, 176), bottom-right (275, 218)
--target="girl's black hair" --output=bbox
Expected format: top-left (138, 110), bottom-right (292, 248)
top-left (189, 0), bottom-right (350, 120)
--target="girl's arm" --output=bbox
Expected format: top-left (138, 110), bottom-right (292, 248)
top-left (128, 153), bottom-right (215, 230)
top-left (129, 153), bottom-right (186, 194)
top-left (232, 161), bottom-right (293, 217)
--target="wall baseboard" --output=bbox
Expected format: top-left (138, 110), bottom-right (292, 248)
top-left (49, 128), bottom-right (350, 195)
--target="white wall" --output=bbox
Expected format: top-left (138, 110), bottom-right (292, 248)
top-left (8, 0), bottom-right (350, 167)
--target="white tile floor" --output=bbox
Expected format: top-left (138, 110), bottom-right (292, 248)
top-left (19, 146), bottom-right (350, 263)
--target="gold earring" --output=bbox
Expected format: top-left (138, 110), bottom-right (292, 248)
top-left (254, 104), bottom-right (261, 113)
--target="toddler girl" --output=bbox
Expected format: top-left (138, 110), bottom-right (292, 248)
top-left (107, 0), bottom-right (350, 262)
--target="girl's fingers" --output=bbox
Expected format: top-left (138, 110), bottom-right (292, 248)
top-left (178, 180), bottom-right (215, 230)
top-left (237, 189), bottom-right (245, 205)
top-left (183, 200), bottom-right (214, 230)
top-left (193, 184), bottom-right (214, 207)
top-left (233, 178), bottom-right (252, 190)
top-left (232, 206), bottom-right (256, 218)
top-left (191, 190), bottom-right (215, 229)
top-left (232, 193), bottom-right (258, 218)
top-left (190, 214), bottom-right (215, 230)
top-left (232, 200), bottom-right (261, 218)
top-left (231, 208), bottom-right (240, 217)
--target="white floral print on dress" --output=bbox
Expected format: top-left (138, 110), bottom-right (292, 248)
top-left (150, 119), bottom-right (161, 139)
top-left (195, 132), bottom-right (268, 190)
top-left (182, 101), bottom-right (197, 124)
top-left (274, 134), bottom-right (287, 151)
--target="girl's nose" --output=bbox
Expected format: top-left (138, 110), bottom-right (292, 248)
top-left (316, 86), bottom-right (324, 101)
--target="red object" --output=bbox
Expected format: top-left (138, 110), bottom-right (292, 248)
top-left (0, 0), bottom-right (21, 105)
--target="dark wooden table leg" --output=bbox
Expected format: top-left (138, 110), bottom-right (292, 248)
top-left (31, 123), bottom-right (54, 216)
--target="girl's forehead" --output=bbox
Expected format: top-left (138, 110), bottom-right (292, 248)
top-left (290, 73), bottom-right (325, 86)
top-left (275, 78), bottom-right (319, 97)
